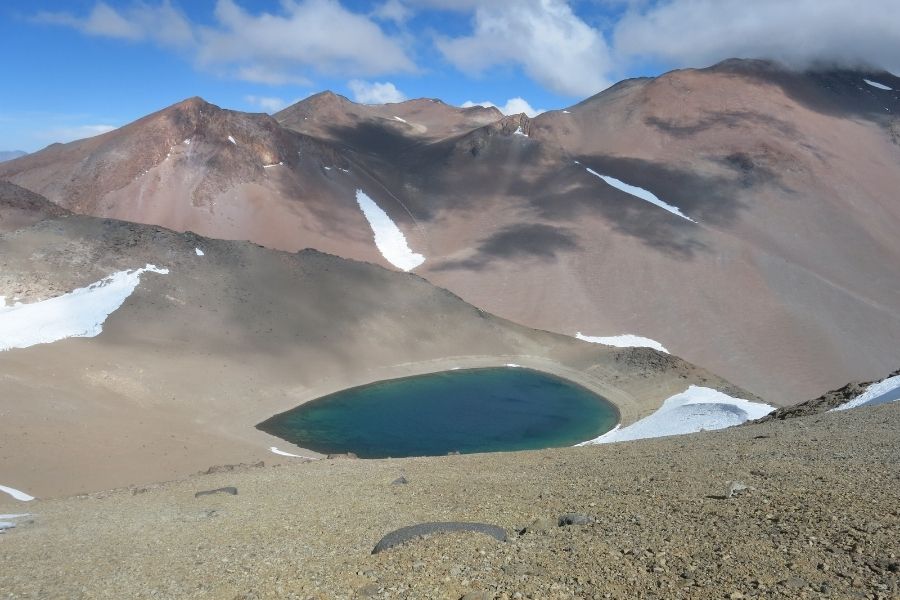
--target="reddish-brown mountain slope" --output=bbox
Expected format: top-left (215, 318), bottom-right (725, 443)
top-left (3, 60), bottom-right (899, 403)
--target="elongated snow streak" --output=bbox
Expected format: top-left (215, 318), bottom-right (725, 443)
top-left (864, 79), bottom-right (893, 91)
top-left (832, 375), bottom-right (900, 411)
top-left (270, 446), bottom-right (319, 460)
top-left (578, 386), bottom-right (774, 445)
top-left (355, 190), bottom-right (425, 271)
top-left (0, 265), bottom-right (169, 351)
top-left (575, 332), bottom-right (669, 353)
top-left (585, 168), bottom-right (696, 222)
top-left (0, 485), bottom-right (34, 502)
top-left (195, 247), bottom-right (205, 256)
top-left (262, 162), bottom-right (283, 169)
top-left (513, 126), bottom-right (528, 137)
top-left (393, 116), bottom-right (408, 123)
top-left (227, 135), bottom-right (237, 145)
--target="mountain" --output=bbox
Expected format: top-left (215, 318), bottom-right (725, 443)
top-left (0, 186), bottom-right (741, 497)
top-left (0, 150), bottom-right (27, 162)
top-left (2, 59), bottom-right (899, 403)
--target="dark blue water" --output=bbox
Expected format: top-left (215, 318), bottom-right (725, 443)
top-left (257, 368), bottom-right (618, 458)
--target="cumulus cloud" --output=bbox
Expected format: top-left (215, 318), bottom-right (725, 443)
top-left (34, 1), bottom-right (194, 47)
top-left (436, 0), bottom-right (613, 97)
top-left (348, 80), bottom-right (408, 104)
top-left (461, 97), bottom-right (545, 117)
top-left (245, 95), bottom-right (290, 112)
top-left (197, 0), bottom-right (416, 83)
top-left (613, 0), bottom-right (900, 73)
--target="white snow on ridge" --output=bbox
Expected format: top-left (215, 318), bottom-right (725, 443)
top-left (355, 190), bottom-right (425, 271)
top-left (585, 168), bottom-right (696, 223)
top-left (864, 79), bottom-right (893, 91)
top-left (393, 116), bottom-right (408, 123)
top-left (0, 265), bottom-right (168, 352)
top-left (576, 332), bottom-right (669, 353)
top-left (0, 485), bottom-right (34, 502)
top-left (832, 375), bottom-right (900, 411)
top-left (195, 247), bottom-right (205, 256)
top-left (579, 386), bottom-right (774, 445)
top-left (227, 135), bottom-right (237, 145)
top-left (513, 126), bottom-right (528, 137)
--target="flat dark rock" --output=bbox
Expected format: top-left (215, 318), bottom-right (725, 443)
top-left (372, 522), bottom-right (507, 554)
top-left (194, 486), bottom-right (238, 498)
top-left (558, 513), bottom-right (592, 526)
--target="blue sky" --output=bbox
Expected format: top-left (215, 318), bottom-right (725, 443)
top-left (1, 0), bottom-right (897, 152)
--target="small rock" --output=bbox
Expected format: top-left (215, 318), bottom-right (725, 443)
top-left (391, 475), bottom-right (408, 486)
top-left (726, 481), bottom-right (754, 498)
top-left (558, 513), bottom-right (592, 526)
top-left (460, 592), bottom-right (490, 600)
top-left (194, 486), bottom-right (238, 498)
top-left (521, 516), bottom-right (555, 534)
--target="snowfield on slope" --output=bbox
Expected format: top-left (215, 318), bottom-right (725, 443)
top-left (832, 375), bottom-right (900, 411)
top-left (355, 190), bottom-right (425, 271)
top-left (584, 167), bottom-right (695, 222)
top-left (575, 332), bottom-right (668, 353)
top-left (579, 386), bottom-right (774, 444)
top-left (0, 265), bottom-right (168, 351)
top-left (0, 485), bottom-right (34, 502)
top-left (864, 79), bottom-right (893, 91)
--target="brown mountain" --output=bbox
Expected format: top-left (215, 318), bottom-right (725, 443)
top-left (2, 59), bottom-right (899, 403)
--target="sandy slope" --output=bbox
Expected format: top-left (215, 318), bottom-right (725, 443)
top-left (0, 210), bottom-right (743, 498)
top-left (1, 399), bottom-right (897, 599)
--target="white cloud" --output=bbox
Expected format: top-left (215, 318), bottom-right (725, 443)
top-left (348, 80), bottom-right (407, 104)
top-left (37, 124), bottom-right (118, 145)
top-left (613, 0), bottom-right (900, 74)
top-left (436, 0), bottom-right (613, 97)
top-left (372, 0), bottom-right (412, 23)
top-left (461, 97), bottom-right (544, 117)
top-left (34, 1), bottom-right (193, 47)
top-left (245, 95), bottom-right (289, 112)
top-left (198, 0), bottom-right (416, 83)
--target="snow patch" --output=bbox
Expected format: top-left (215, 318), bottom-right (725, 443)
top-left (579, 386), bottom-right (774, 445)
top-left (0, 485), bottom-right (34, 502)
top-left (864, 79), bottom-right (893, 91)
top-left (393, 116), bottom-right (408, 123)
top-left (195, 247), bottom-right (205, 256)
top-left (505, 363), bottom-right (522, 368)
top-left (183, 138), bottom-right (191, 145)
top-left (270, 446), bottom-right (318, 460)
top-left (585, 168), bottom-right (696, 222)
top-left (355, 190), bottom-right (425, 271)
top-left (832, 375), bottom-right (900, 411)
top-left (262, 162), bottom-right (283, 169)
top-left (0, 513), bottom-right (30, 531)
top-left (562, 110), bottom-right (571, 114)
top-left (227, 135), bottom-right (237, 145)
top-left (0, 265), bottom-right (168, 352)
top-left (576, 332), bottom-right (669, 353)
top-left (513, 126), bottom-right (528, 137)
top-left (323, 166), bottom-right (332, 170)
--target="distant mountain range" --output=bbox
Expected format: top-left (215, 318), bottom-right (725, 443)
top-left (2, 58), bottom-right (899, 404)
top-left (0, 150), bottom-right (27, 162)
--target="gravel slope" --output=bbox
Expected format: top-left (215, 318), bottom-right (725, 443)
top-left (1, 402), bottom-right (897, 599)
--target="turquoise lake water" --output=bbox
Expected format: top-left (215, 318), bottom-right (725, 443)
top-left (257, 367), bottom-right (619, 458)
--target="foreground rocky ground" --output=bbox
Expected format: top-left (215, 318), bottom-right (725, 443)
top-left (2, 402), bottom-right (898, 599)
